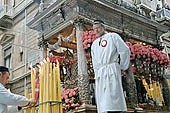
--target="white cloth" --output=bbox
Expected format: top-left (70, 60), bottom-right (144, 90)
top-left (91, 33), bottom-right (130, 113)
top-left (0, 83), bottom-right (29, 113)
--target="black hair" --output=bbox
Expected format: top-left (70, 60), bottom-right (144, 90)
top-left (0, 66), bottom-right (9, 73)
top-left (93, 19), bottom-right (105, 27)
top-left (94, 20), bottom-right (104, 24)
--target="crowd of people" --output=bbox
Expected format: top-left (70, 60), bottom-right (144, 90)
top-left (156, 3), bottom-right (170, 11)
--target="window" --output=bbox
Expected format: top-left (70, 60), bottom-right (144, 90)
top-left (4, 46), bottom-right (11, 67)
top-left (0, 33), bottom-right (14, 79)
top-left (4, 46), bottom-right (12, 79)
top-left (20, 51), bottom-right (23, 62)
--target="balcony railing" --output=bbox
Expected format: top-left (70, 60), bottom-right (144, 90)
top-left (0, 0), bottom-right (34, 19)
top-left (13, 0), bottom-right (34, 17)
top-left (136, 0), bottom-right (152, 10)
top-left (156, 8), bottom-right (170, 21)
top-left (0, 5), bottom-right (13, 19)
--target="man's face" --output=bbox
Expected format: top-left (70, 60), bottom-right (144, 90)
top-left (0, 72), bottom-right (10, 86)
top-left (93, 24), bottom-right (105, 37)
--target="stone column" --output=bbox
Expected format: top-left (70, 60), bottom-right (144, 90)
top-left (75, 21), bottom-right (90, 104)
top-left (160, 77), bottom-right (170, 111)
top-left (126, 62), bottom-right (138, 108)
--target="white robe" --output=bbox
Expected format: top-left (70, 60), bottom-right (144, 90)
top-left (91, 33), bottom-right (130, 113)
top-left (0, 83), bottom-right (29, 113)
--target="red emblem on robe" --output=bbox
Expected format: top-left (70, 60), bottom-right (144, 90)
top-left (101, 40), bottom-right (107, 47)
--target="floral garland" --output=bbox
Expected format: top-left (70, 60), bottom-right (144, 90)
top-left (62, 87), bottom-right (81, 112)
top-left (81, 31), bottom-right (170, 68)
top-left (126, 42), bottom-right (170, 78)
top-left (81, 30), bottom-right (98, 51)
top-left (126, 42), bottom-right (170, 68)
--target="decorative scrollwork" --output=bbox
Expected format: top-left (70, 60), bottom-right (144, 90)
top-left (47, 28), bottom-right (75, 50)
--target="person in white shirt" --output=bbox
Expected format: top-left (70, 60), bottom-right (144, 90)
top-left (0, 66), bottom-right (36, 113)
top-left (91, 20), bottom-right (130, 113)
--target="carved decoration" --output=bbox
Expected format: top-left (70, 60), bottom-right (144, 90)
top-left (63, 62), bottom-right (78, 89)
top-left (47, 28), bottom-right (75, 50)
top-left (78, 0), bottom-right (158, 44)
top-left (40, 8), bottom-right (65, 37)
top-left (0, 33), bottom-right (15, 46)
top-left (63, 62), bottom-right (95, 89)
top-left (29, 0), bottom-right (163, 46)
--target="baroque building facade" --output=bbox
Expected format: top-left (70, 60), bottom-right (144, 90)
top-left (0, 0), bottom-right (170, 111)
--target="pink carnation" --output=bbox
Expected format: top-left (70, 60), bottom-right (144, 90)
top-left (65, 99), bottom-right (70, 104)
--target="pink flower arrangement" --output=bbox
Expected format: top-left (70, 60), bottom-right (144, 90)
top-left (126, 42), bottom-right (170, 68)
top-left (81, 30), bottom-right (98, 51)
top-left (62, 87), bottom-right (81, 112)
top-left (126, 42), bottom-right (170, 75)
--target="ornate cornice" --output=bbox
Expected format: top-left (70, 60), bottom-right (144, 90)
top-left (27, 0), bottom-right (169, 45)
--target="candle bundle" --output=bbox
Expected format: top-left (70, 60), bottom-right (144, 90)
top-left (142, 79), bottom-right (163, 105)
top-left (38, 58), bottom-right (63, 113)
top-left (25, 67), bottom-right (36, 113)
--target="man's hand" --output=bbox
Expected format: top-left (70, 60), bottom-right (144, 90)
top-left (28, 98), bottom-right (36, 106)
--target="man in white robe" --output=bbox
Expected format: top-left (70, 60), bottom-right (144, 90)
top-left (91, 20), bottom-right (130, 113)
top-left (0, 66), bottom-right (36, 113)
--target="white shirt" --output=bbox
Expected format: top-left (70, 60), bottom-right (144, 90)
top-left (0, 83), bottom-right (29, 113)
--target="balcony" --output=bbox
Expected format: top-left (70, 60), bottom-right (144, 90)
top-left (0, 5), bottom-right (13, 19)
top-left (0, 0), bottom-right (34, 19)
top-left (0, 5), bottom-right (13, 29)
top-left (13, 0), bottom-right (34, 17)
top-left (136, 0), bottom-right (152, 11)
top-left (156, 8), bottom-right (170, 25)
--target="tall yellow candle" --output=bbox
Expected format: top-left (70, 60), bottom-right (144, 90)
top-left (155, 82), bottom-right (161, 105)
top-left (152, 82), bottom-right (156, 100)
top-left (150, 83), bottom-right (153, 98)
top-left (156, 82), bottom-right (159, 98)
top-left (142, 79), bottom-right (149, 97)
top-left (31, 67), bottom-right (35, 98)
top-left (50, 63), bottom-right (53, 101)
top-left (56, 60), bottom-right (63, 113)
top-left (25, 87), bottom-right (29, 98)
top-left (53, 63), bottom-right (57, 113)
top-left (25, 87), bottom-right (29, 113)
top-left (49, 63), bottom-right (54, 113)
top-left (39, 62), bottom-right (44, 113)
top-left (157, 82), bottom-right (163, 105)
top-left (31, 67), bottom-right (36, 113)
top-left (46, 58), bottom-right (50, 113)
top-left (43, 59), bottom-right (47, 113)
top-left (28, 94), bottom-right (31, 113)
top-left (29, 93), bottom-right (34, 113)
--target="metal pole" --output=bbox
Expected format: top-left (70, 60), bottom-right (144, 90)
top-left (24, 1), bottom-right (27, 99)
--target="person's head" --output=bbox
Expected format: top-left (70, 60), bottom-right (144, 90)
top-left (93, 20), bottom-right (105, 37)
top-left (164, 3), bottom-right (168, 8)
top-left (0, 66), bottom-right (10, 86)
top-left (35, 63), bottom-right (40, 77)
top-left (157, 4), bottom-right (160, 8)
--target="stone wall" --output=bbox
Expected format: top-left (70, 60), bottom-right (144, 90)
top-left (9, 3), bottom-right (40, 79)
top-left (7, 3), bottom-right (40, 93)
